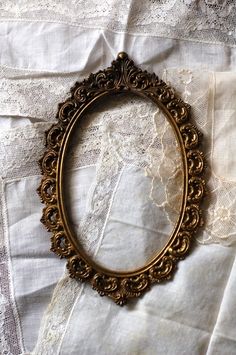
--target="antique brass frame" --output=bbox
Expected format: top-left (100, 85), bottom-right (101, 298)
top-left (38, 53), bottom-right (205, 305)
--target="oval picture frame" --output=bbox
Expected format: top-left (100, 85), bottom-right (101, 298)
top-left (38, 53), bottom-right (205, 305)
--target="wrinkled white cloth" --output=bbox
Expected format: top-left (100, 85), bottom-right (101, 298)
top-left (1, 2), bottom-right (236, 355)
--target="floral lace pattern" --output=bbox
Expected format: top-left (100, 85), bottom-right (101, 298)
top-left (0, 1), bottom-right (236, 45)
top-left (202, 175), bottom-right (236, 245)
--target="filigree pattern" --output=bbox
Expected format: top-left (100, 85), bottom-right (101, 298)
top-left (38, 53), bottom-right (206, 305)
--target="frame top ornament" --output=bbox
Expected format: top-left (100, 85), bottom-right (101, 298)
top-left (38, 52), bottom-right (205, 305)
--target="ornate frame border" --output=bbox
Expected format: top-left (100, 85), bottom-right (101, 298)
top-left (38, 53), bottom-right (205, 305)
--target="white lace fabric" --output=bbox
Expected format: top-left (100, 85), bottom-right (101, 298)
top-left (1, 3), bottom-right (236, 352)
top-left (0, 70), bottom-right (82, 121)
top-left (1, 0), bottom-right (236, 46)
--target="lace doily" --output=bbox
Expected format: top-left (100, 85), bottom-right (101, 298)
top-left (0, 1), bottom-right (236, 46)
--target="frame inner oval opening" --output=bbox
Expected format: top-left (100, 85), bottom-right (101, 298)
top-left (63, 93), bottom-right (184, 272)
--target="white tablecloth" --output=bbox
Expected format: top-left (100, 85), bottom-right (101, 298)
top-left (1, 1), bottom-right (236, 354)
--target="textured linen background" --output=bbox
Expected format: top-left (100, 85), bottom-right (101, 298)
top-left (1, 2), bottom-right (236, 355)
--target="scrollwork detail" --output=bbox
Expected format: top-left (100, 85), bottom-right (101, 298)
top-left (126, 67), bottom-right (151, 90)
top-left (58, 99), bottom-right (78, 125)
top-left (187, 150), bottom-right (204, 175)
top-left (41, 205), bottom-right (61, 232)
top-left (180, 123), bottom-right (201, 149)
top-left (168, 231), bottom-right (192, 259)
top-left (93, 67), bottom-right (119, 90)
top-left (37, 177), bottom-right (56, 204)
top-left (149, 256), bottom-right (175, 282)
top-left (51, 231), bottom-right (74, 258)
top-left (188, 176), bottom-right (205, 203)
top-left (121, 274), bottom-right (150, 297)
top-left (39, 150), bottom-right (58, 177)
top-left (166, 99), bottom-right (190, 124)
top-left (67, 256), bottom-right (93, 281)
top-left (156, 86), bottom-right (175, 103)
top-left (91, 274), bottom-right (118, 296)
top-left (46, 124), bottom-right (65, 151)
top-left (182, 204), bottom-right (203, 231)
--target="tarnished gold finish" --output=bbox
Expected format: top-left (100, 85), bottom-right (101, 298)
top-left (38, 53), bottom-right (206, 305)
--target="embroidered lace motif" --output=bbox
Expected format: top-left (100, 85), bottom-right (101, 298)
top-left (0, 1), bottom-right (236, 45)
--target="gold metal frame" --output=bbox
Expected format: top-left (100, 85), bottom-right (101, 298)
top-left (38, 53), bottom-right (205, 305)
